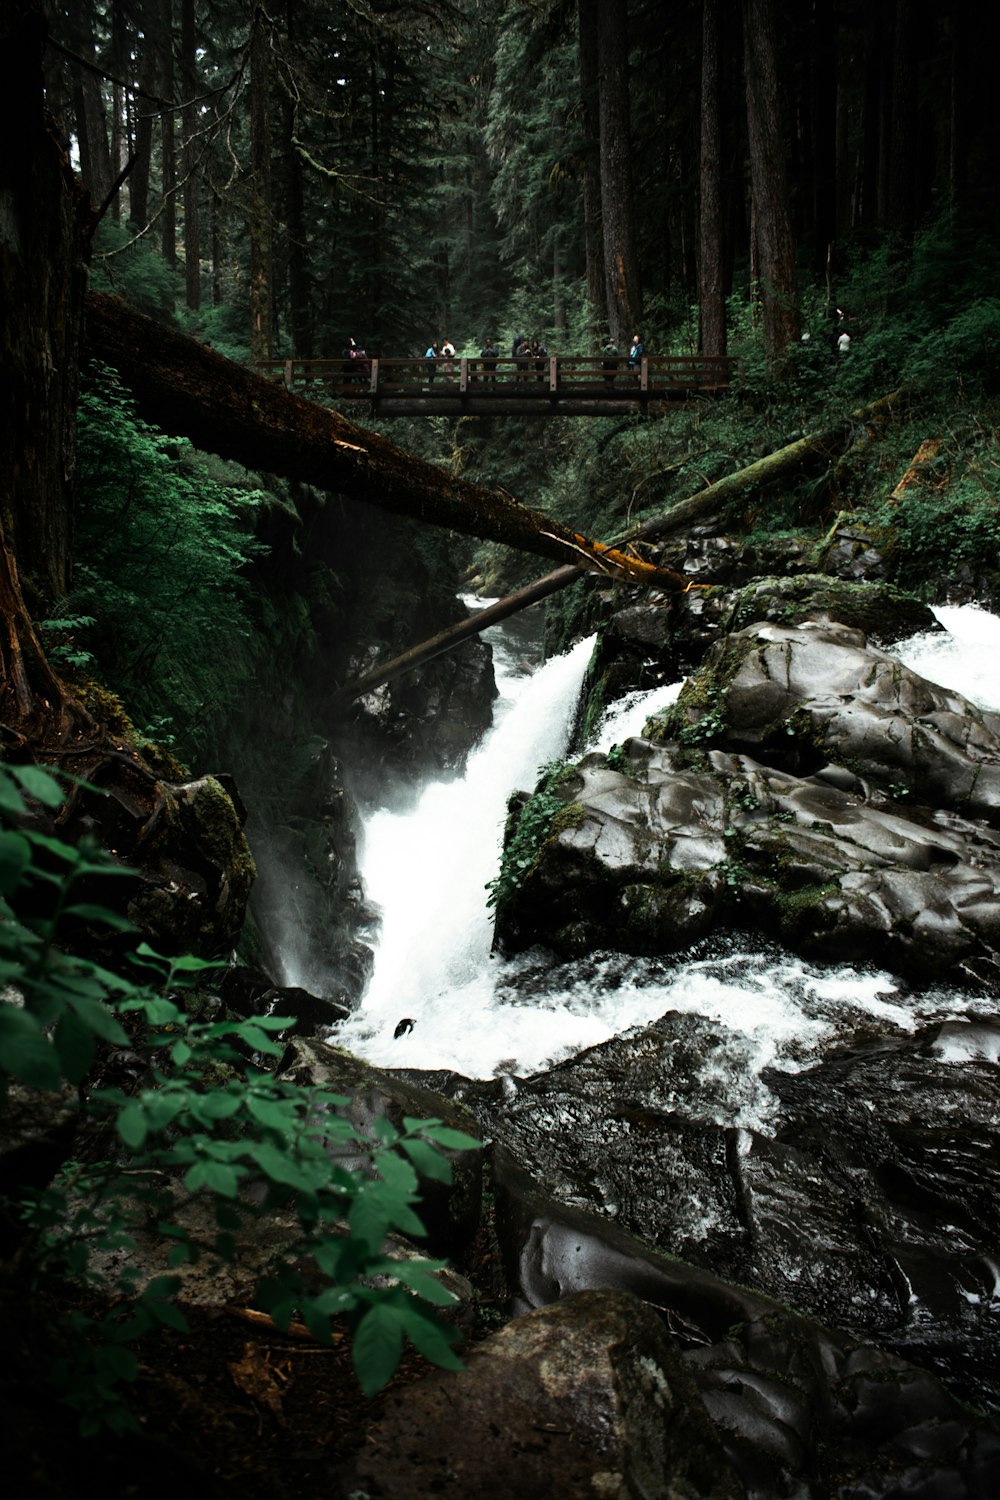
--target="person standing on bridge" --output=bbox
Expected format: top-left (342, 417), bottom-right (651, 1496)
top-left (424, 341), bottom-right (438, 384)
top-left (602, 336), bottom-right (619, 384)
top-left (440, 337), bottom-right (456, 379)
top-left (628, 333), bottom-right (645, 375)
top-left (480, 336), bottom-right (499, 383)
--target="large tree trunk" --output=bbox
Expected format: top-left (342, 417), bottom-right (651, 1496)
top-left (577, 0), bottom-right (606, 335)
top-left (160, 0), bottom-right (177, 267)
top-left (82, 291), bottom-right (687, 592)
top-left (597, 0), bottom-right (641, 346)
top-left (181, 0), bottom-right (200, 310)
top-left (1, 1), bottom-right (92, 615)
top-left (699, 0), bottom-right (726, 359)
top-left (249, 10), bottom-right (273, 363)
top-left (742, 0), bottom-right (799, 363)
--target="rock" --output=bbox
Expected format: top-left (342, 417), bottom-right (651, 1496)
top-left (478, 1153), bottom-right (1000, 1499)
top-left (496, 611), bottom-right (1000, 983)
top-left (126, 774), bottom-right (256, 955)
top-left (218, 966), bottom-right (351, 1033)
top-left (579, 577), bottom-right (937, 753)
top-left (653, 618), bottom-right (1000, 823)
top-left (246, 741), bottom-right (375, 1009)
top-left (277, 1037), bottom-right (483, 1260)
top-left (349, 1288), bottom-right (743, 1500)
top-left (493, 734), bottom-right (1000, 983)
top-left (0, 1076), bottom-right (78, 1239)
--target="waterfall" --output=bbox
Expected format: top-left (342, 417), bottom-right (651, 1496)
top-left (330, 602), bottom-right (1000, 1095)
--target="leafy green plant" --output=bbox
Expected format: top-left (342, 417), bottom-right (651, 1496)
top-left (486, 760), bottom-right (574, 916)
top-left (1, 762), bottom-right (479, 1433)
top-left (63, 364), bottom-right (269, 763)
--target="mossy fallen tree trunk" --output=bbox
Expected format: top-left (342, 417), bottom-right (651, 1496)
top-left (332, 392), bottom-right (900, 702)
top-left (82, 292), bottom-right (686, 592)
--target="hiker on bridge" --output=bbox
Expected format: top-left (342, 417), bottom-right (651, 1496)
top-left (480, 337), bottom-right (499, 382)
top-left (602, 337), bottom-right (619, 384)
top-left (628, 333), bottom-right (645, 374)
top-left (424, 341), bottom-right (438, 383)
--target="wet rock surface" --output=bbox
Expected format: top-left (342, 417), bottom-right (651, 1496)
top-left (497, 606), bottom-right (1000, 986)
top-left (277, 1037), bottom-right (483, 1261)
top-left (484, 1156), bottom-right (1000, 1500)
top-left (349, 1288), bottom-right (742, 1500)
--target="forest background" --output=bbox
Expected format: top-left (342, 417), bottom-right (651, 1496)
top-left (3, 0), bottom-right (1000, 1462)
top-left (38, 0), bottom-right (1000, 795)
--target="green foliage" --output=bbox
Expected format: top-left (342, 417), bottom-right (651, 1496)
top-left (486, 760), bottom-right (573, 915)
top-left (61, 364), bottom-right (269, 760)
top-left (0, 763), bottom-right (479, 1432)
top-left (89, 221), bottom-right (181, 322)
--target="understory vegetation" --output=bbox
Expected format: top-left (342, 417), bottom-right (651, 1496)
top-left (0, 763), bottom-right (478, 1431)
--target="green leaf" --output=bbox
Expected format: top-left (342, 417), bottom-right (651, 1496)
top-left (246, 1093), bottom-right (298, 1131)
top-left (65, 992), bottom-right (129, 1046)
top-left (417, 1124), bottom-right (482, 1152)
top-left (94, 1344), bottom-right (140, 1383)
top-left (375, 1150), bottom-right (420, 1197)
top-left (184, 1160), bottom-right (241, 1197)
top-left (0, 774), bottom-right (28, 817)
top-left (10, 763), bottom-right (66, 808)
top-left (397, 1303), bottom-right (463, 1371)
top-left (0, 830), bottom-right (32, 895)
top-left (400, 1137), bottom-right (453, 1184)
top-left (117, 1102), bottom-right (149, 1149)
top-left (0, 1006), bottom-right (61, 1088)
top-left (191, 1090), bottom-right (242, 1121)
top-left (378, 1259), bottom-right (458, 1307)
top-left (352, 1303), bottom-right (404, 1396)
top-left (53, 1008), bottom-right (96, 1085)
top-left (231, 1024), bottom-right (285, 1055)
top-left (348, 1193), bottom-right (391, 1254)
top-left (64, 903), bottom-right (138, 933)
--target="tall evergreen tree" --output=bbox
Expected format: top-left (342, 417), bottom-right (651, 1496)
top-left (742, 0), bottom-right (798, 362)
top-left (596, 0), bottom-right (640, 343)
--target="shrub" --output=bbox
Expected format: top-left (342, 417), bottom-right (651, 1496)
top-left (0, 761), bottom-right (479, 1433)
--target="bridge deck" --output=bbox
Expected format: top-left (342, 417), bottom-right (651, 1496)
top-left (255, 354), bottom-right (737, 416)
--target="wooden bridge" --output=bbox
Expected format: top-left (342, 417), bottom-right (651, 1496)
top-left (255, 353), bottom-right (738, 417)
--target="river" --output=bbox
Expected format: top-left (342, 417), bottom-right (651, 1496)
top-left (330, 601), bottom-right (1000, 1107)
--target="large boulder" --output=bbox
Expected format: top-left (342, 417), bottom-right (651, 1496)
top-left (349, 1288), bottom-right (743, 1500)
top-left (465, 1009), bottom-right (1000, 1415)
top-left (493, 735), bottom-right (1000, 984)
top-left (478, 1153), bottom-right (1000, 1499)
top-left (277, 1037), bottom-right (483, 1261)
top-left (653, 618), bottom-right (1000, 823)
top-left (495, 614), bottom-right (1000, 986)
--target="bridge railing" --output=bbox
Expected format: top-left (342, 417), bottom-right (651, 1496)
top-left (255, 353), bottom-right (738, 400)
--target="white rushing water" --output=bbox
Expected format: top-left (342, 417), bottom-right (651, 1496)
top-left (331, 601), bottom-right (1000, 1103)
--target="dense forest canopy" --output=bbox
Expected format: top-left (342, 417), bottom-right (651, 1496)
top-left (39, 0), bottom-right (1000, 366)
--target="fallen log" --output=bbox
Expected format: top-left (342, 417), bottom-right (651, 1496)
top-left (332, 391), bottom-right (900, 703)
top-left (82, 292), bottom-right (686, 593)
top-left (330, 565), bottom-right (580, 705)
top-left (619, 389), bottom-right (901, 545)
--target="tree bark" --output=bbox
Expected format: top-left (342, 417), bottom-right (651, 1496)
top-left (249, 10), bottom-right (273, 363)
top-left (82, 291), bottom-right (688, 592)
top-left (699, 0), bottom-right (726, 358)
top-left (160, 0), bottom-right (176, 266)
top-left (597, 0), bottom-right (641, 345)
top-left (1, 1), bottom-right (92, 613)
top-left (181, 0), bottom-right (200, 310)
top-left (577, 0), bottom-right (606, 335)
top-left (742, 0), bottom-right (799, 363)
